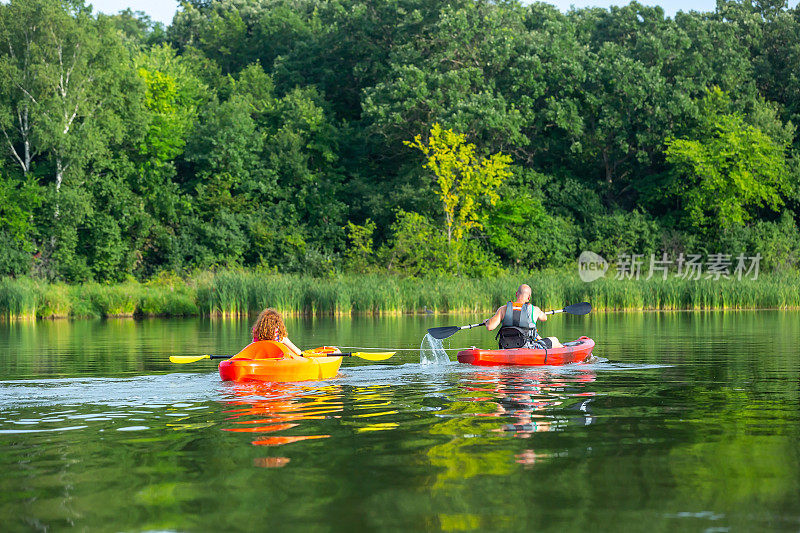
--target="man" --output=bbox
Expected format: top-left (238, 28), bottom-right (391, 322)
top-left (484, 284), bottom-right (562, 350)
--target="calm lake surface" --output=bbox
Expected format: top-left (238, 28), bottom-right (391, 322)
top-left (1, 312), bottom-right (798, 531)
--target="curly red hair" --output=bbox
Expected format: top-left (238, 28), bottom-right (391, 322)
top-left (252, 308), bottom-right (288, 341)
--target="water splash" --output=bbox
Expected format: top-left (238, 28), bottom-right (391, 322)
top-left (419, 333), bottom-right (450, 365)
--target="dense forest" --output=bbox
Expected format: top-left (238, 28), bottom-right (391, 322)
top-left (1, 0), bottom-right (799, 282)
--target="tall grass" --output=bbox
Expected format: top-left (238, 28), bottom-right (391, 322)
top-left (0, 277), bottom-right (39, 320)
top-left (1, 270), bottom-right (799, 320)
top-left (0, 278), bottom-right (199, 320)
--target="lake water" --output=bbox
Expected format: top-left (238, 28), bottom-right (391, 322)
top-left (1, 312), bottom-right (798, 531)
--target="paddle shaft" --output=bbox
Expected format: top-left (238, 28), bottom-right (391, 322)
top-left (202, 352), bottom-right (369, 360)
top-left (170, 346), bottom-right (395, 364)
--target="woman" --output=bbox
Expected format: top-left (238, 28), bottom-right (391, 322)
top-left (251, 308), bottom-right (303, 355)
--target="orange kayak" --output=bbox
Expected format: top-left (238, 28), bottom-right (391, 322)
top-left (457, 337), bottom-right (594, 366)
top-left (218, 341), bottom-right (342, 382)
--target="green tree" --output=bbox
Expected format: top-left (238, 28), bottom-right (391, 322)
top-left (382, 210), bottom-right (446, 276)
top-left (135, 45), bottom-right (205, 164)
top-left (257, 85), bottom-right (346, 258)
top-left (131, 44), bottom-right (205, 273)
top-left (0, 173), bottom-right (42, 274)
top-left (485, 192), bottom-right (580, 269)
top-left (106, 9), bottom-right (167, 49)
top-left (665, 88), bottom-right (790, 231)
top-left (343, 219), bottom-right (377, 273)
top-left (0, 0), bottom-right (137, 279)
top-left (181, 94), bottom-right (259, 267)
top-left (404, 124), bottom-right (512, 245)
top-left (363, 0), bottom-right (528, 150)
top-left (0, 0), bottom-right (129, 199)
top-left (381, 209), bottom-right (501, 277)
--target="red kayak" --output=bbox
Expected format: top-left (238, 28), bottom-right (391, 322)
top-left (457, 337), bottom-right (594, 366)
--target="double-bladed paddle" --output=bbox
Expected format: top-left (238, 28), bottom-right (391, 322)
top-left (426, 302), bottom-right (592, 340)
top-left (169, 350), bottom-right (395, 364)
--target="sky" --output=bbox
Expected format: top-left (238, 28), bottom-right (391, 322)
top-left (86, 0), bottom-right (798, 26)
top-left (89, 0), bottom-right (725, 26)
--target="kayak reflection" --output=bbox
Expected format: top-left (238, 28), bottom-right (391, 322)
top-left (462, 369), bottom-right (597, 438)
top-left (220, 382), bottom-right (343, 451)
top-left (422, 368), bottom-right (599, 491)
top-left (469, 369), bottom-right (597, 467)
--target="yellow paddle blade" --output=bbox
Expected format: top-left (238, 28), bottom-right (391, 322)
top-left (169, 354), bottom-right (211, 364)
top-left (351, 352), bottom-right (395, 361)
top-left (303, 351), bottom-right (395, 361)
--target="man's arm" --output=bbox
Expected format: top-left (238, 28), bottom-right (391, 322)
top-left (533, 306), bottom-right (547, 321)
top-left (485, 306), bottom-right (505, 331)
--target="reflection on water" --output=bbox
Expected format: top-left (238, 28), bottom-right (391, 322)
top-left (222, 383), bottom-right (341, 449)
top-left (0, 312), bottom-right (799, 531)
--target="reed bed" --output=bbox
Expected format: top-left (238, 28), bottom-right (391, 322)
top-left (0, 278), bottom-right (199, 320)
top-left (1, 270), bottom-right (799, 320)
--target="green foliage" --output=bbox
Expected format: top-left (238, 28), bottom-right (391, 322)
top-left (404, 123), bottom-right (512, 271)
top-left (752, 211), bottom-right (800, 271)
top-left (381, 210), bottom-right (501, 277)
top-left (0, 174), bottom-right (40, 240)
top-left (45, 185), bottom-right (93, 282)
top-left (0, 0), bottom-right (799, 281)
top-left (486, 194), bottom-right (581, 269)
top-left (715, 210), bottom-right (800, 271)
top-left (485, 194), bottom-right (547, 263)
top-left (106, 8), bottom-right (166, 48)
top-left (0, 174), bottom-right (42, 275)
top-left (484, 170), bottom-right (583, 269)
top-left (666, 88), bottom-right (790, 231)
top-left (585, 210), bottom-right (662, 260)
top-left (343, 219), bottom-right (377, 273)
top-left (135, 44), bottom-right (205, 162)
top-left (382, 210), bottom-right (449, 277)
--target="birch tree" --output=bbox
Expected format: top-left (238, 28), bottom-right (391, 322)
top-left (0, 0), bottom-right (129, 204)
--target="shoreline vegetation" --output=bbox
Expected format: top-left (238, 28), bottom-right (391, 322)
top-left (2, 270), bottom-right (800, 321)
top-left (2, 1), bottom-right (800, 290)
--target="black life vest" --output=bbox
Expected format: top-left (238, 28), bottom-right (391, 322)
top-left (496, 302), bottom-right (538, 349)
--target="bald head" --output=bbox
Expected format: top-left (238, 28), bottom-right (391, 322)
top-left (516, 284), bottom-right (531, 302)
